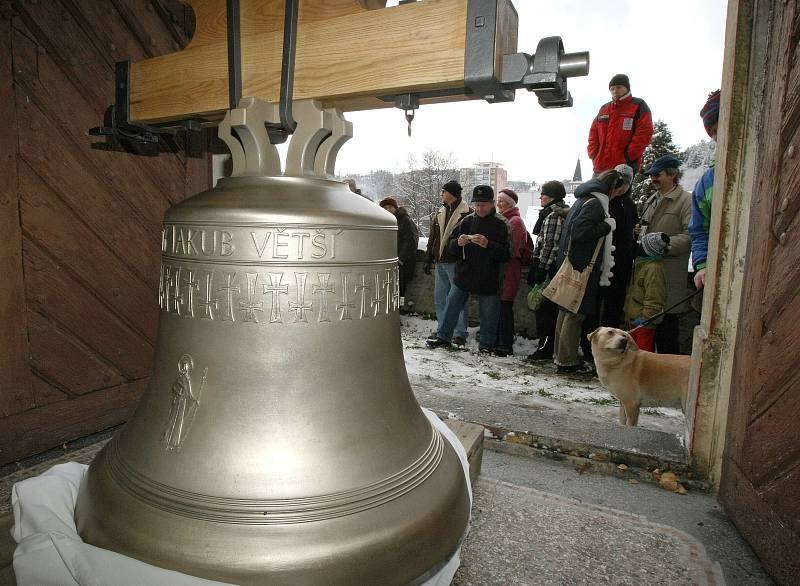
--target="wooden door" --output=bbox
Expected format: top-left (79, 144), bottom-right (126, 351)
top-left (0, 0), bottom-right (211, 466)
top-left (719, 1), bottom-right (800, 583)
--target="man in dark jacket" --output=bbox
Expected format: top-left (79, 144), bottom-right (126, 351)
top-left (427, 185), bottom-right (511, 353)
top-left (380, 197), bottom-right (419, 300)
top-left (588, 74), bottom-right (653, 174)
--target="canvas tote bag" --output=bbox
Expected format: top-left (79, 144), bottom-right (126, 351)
top-left (541, 238), bottom-right (603, 313)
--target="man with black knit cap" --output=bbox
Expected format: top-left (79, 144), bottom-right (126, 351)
top-left (427, 185), bottom-right (510, 354)
top-left (424, 180), bottom-right (471, 345)
top-left (588, 74), bottom-right (654, 174)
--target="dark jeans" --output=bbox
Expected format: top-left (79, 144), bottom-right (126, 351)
top-left (496, 300), bottom-right (516, 353)
top-left (600, 261), bottom-right (632, 328)
top-left (534, 298), bottom-right (558, 353)
top-left (655, 314), bottom-right (681, 354)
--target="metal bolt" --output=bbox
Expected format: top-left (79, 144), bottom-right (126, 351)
top-left (779, 231), bottom-right (787, 245)
top-left (30, 120), bottom-right (41, 131)
top-left (780, 197), bottom-right (789, 212)
top-left (786, 145), bottom-right (795, 159)
top-left (108, 42), bottom-right (116, 52)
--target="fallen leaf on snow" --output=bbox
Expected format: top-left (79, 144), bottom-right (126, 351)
top-left (629, 479), bottom-right (639, 485)
top-left (577, 462), bottom-right (590, 474)
top-left (617, 464), bottom-right (628, 471)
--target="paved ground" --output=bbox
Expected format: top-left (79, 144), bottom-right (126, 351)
top-left (455, 448), bottom-right (773, 586)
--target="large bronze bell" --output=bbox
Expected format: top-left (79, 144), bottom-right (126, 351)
top-left (74, 100), bottom-right (470, 585)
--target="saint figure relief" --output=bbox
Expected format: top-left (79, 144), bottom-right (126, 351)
top-left (162, 354), bottom-right (206, 451)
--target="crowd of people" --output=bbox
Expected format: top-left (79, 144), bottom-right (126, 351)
top-left (414, 74), bottom-right (722, 374)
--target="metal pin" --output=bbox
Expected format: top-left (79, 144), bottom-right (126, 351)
top-left (405, 109), bottom-right (414, 137)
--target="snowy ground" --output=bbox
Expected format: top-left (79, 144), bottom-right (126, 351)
top-left (400, 314), bottom-right (684, 436)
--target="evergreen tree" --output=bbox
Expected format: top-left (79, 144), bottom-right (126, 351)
top-left (631, 120), bottom-right (682, 207)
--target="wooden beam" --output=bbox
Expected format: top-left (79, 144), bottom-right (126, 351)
top-left (0, 16), bottom-right (35, 418)
top-left (129, 0), bottom-right (516, 123)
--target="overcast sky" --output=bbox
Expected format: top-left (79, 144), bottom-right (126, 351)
top-left (328, 0), bottom-right (728, 183)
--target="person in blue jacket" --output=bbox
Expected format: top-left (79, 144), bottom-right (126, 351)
top-left (689, 90), bottom-right (720, 290)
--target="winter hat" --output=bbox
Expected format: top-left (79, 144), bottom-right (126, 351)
top-left (497, 189), bottom-right (517, 208)
top-left (645, 154), bottom-right (681, 176)
top-left (499, 188), bottom-right (518, 203)
top-left (441, 180), bottom-right (462, 198)
top-left (701, 90), bottom-right (721, 137)
top-left (640, 232), bottom-right (670, 257)
top-left (471, 184), bottom-right (494, 203)
top-left (540, 180), bottom-right (566, 201)
top-left (614, 164), bottom-right (634, 186)
top-left (609, 73), bottom-right (630, 91)
top-left (379, 197), bottom-right (399, 210)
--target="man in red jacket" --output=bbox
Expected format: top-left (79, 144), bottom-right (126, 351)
top-left (588, 74), bottom-right (653, 174)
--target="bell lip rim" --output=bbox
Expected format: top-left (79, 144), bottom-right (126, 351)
top-left (98, 424), bottom-right (455, 525)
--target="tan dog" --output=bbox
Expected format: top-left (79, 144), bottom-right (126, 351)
top-left (587, 327), bottom-right (690, 427)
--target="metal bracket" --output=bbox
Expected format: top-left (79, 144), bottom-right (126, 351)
top-left (88, 61), bottom-right (202, 150)
top-left (464, 0), bottom-right (515, 103)
top-left (500, 37), bottom-right (589, 108)
top-left (264, 0), bottom-right (299, 144)
top-left (226, 0), bottom-right (299, 145)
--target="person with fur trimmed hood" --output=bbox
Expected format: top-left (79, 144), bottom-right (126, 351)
top-left (550, 170), bottom-right (629, 374)
top-left (527, 180), bottom-right (570, 361)
top-left (380, 197), bottom-right (419, 299)
top-left (495, 188), bottom-right (527, 357)
top-left (424, 180), bottom-right (471, 345)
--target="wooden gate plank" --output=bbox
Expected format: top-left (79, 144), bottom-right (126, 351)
top-left (0, 379), bottom-right (146, 466)
top-left (0, 17), bottom-right (35, 417)
top-left (16, 96), bottom-right (161, 290)
top-left (11, 26), bottom-right (177, 226)
top-left (19, 161), bottom-right (158, 341)
top-left (23, 239), bottom-right (154, 380)
top-left (720, 459), bottom-right (800, 585)
top-left (14, 0), bottom-right (114, 117)
top-left (32, 374), bottom-right (69, 408)
top-left (760, 462), bottom-right (800, 537)
top-left (26, 4), bottom-right (192, 198)
top-left (720, 2), bottom-right (800, 582)
top-left (742, 371), bottom-right (800, 485)
top-left (27, 311), bottom-right (126, 396)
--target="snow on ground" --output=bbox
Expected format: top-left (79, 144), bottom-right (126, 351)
top-left (400, 314), bottom-right (684, 435)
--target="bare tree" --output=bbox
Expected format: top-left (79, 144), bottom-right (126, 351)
top-left (394, 149), bottom-right (459, 235)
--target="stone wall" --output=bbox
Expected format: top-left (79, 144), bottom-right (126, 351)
top-left (403, 251), bottom-right (538, 339)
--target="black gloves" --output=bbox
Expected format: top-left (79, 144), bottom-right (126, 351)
top-left (423, 261), bottom-right (433, 275)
